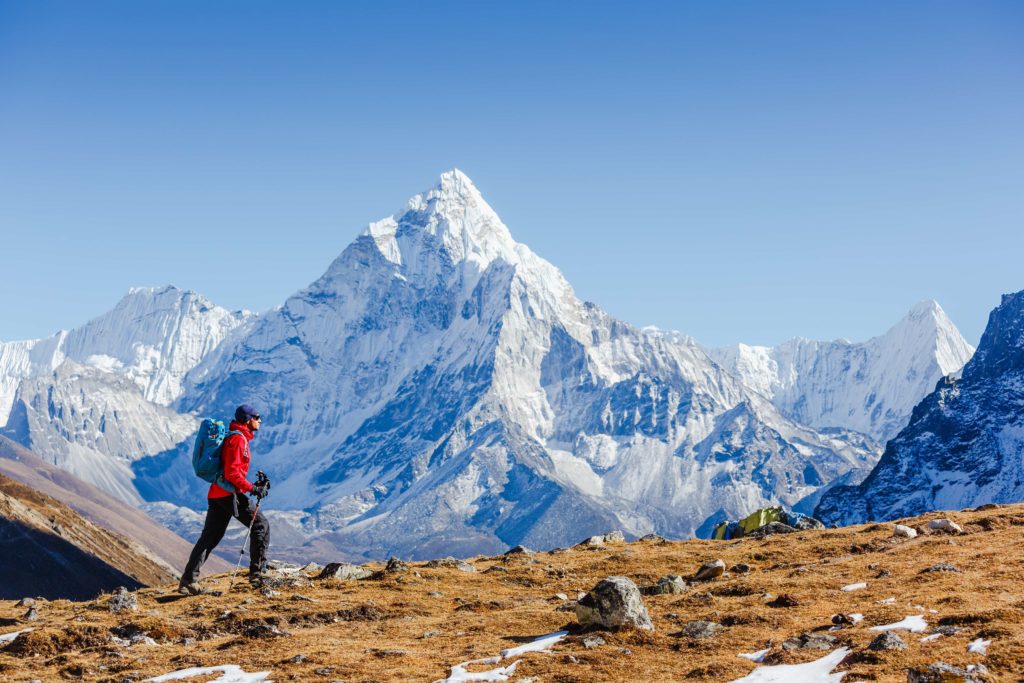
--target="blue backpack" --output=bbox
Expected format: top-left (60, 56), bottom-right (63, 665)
top-left (191, 418), bottom-right (242, 492)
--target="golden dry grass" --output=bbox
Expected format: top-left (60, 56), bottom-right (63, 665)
top-left (3, 504), bottom-right (1024, 682)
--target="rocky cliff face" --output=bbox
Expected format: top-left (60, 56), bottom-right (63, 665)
top-left (816, 290), bottom-right (1024, 525)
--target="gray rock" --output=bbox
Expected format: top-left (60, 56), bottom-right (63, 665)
top-left (427, 591), bottom-right (444, 598)
top-left (642, 575), bottom-right (687, 595)
top-left (384, 557), bottom-right (408, 573)
top-left (868, 631), bottom-right (907, 651)
top-left (483, 565), bottom-right (508, 573)
top-left (693, 559), bottom-right (726, 581)
top-left (289, 654), bottom-right (307, 664)
top-left (638, 534), bottom-right (665, 543)
top-left (782, 633), bottom-right (837, 651)
top-left (580, 535), bottom-right (606, 546)
top-left (681, 620), bottom-right (723, 639)
top-left (746, 522), bottom-right (797, 538)
top-left (731, 563), bottom-right (752, 574)
top-left (907, 662), bottom-right (988, 682)
top-left (107, 587), bottom-right (137, 613)
top-left (421, 630), bottom-right (441, 639)
top-left (582, 635), bottom-right (606, 649)
top-left (555, 601), bottom-right (579, 612)
top-left (926, 519), bottom-right (964, 534)
top-left (603, 530), bottom-right (626, 543)
top-left (926, 625), bottom-right (964, 636)
top-left (554, 593), bottom-right (569, 601)
top-left (16, 598), bottom-right (34, 607)
top-left (504, 545), bottom-right (535, 555)
top-left (894, 524), bottom-right (918, 538)
top-left (575, 576), bottom-right (654, 631)
top-left (791, 515), bottom-right (825, 531)
top-left (922, 563), bottom-right (960, 573)
top-left (23, 606), bottom-right (38, 621)
top-left (424, 557), bottom-right (476, 572)
top-left (319, 562), bottom-right (373, 580)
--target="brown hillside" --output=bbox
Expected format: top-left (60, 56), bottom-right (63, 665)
top-left (0, 435), bottom-right (231, 574)
top-left (2, 504), bottom-right (1023, 681)
top-left (0, 472), bottom-right (176, 599)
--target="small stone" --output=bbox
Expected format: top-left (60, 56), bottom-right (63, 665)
top-left (555, 601), bottom-right (579, 612)
top-left (16, 598), bottom-right (34, 607)
top-left (580, 535), bottom-right (606, 546)
top-left (638, 534), bottom-right (665, 542)
top-left (681, 620), bottom-right (724, 639)
top-left (505, 545), bottom-right (535, 555)
top-left (422, 630), bottom-right (440, 639)
top-left (768, 594), bottom-right (800, 608)
top-left (319, 562), bottom-right (373, 580)
top-left (427, 591), bottom-right (444, 598)
top-left (922, 563), bottom-right (960, 573)
top-left (107, 587), bottom-right (138, 613)
top-left (483, 565), bottom-right (508, 573)
top-left (893, 524), bottom-right (918, 539)
top-left (290, 594), bottom-right (316, 602)
top-left (731, 563), bottom-right (751, 574)
top-left (288, 654), bottom-right (308, 664)
top-left (549, 547), bottom-right (572, 554)
top-left (619, 648), bottom-right (632, 655)
top-left (582, 635), bottom-right (605, 649)
top-left (927, 519), bottom-right (964, 534)
top-left (575, 576), bottom-right (654, 631)
top-left (693, 559), bottom-right (726, 581)
top-left (555, 593), bottom-right (569, 601)
top-left (868, 631), bottom-right (907, 651)
top-left (23, 606), bottom-right (38, 621)
top-left (384, 557), bottom-right (408, 573)
top-left (642, 575), bottom-right (687, 595)
top-left (927, 625), bottom-right (963, 636)
top-left (907, 662), bottom-right (986, 683)
top-left (424, 557), bottom-right (477, 572)
top-left (782, 633), bottom-right (836, 651)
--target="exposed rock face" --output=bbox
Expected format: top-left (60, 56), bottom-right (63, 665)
top-left (318, 563), bottom-right (372, 580)
top-left (575, 577), bottom-right (654, 631)
top-left (817, 290), bottom-right (1024, 526)
top-left (693, 559), bottom-right (725, 581)
top-left (868, 631), bottom-right (907, 651)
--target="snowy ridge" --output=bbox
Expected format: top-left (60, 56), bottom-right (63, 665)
top-left (0, 171), bottom-right (976, 558)
top-left (708, 300), bottom-right (974, 443)
top-left (816, 290), bottom-right (1024, 525)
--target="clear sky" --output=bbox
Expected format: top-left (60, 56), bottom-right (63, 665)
top-left (1, 1), bottom-right (1021, 348)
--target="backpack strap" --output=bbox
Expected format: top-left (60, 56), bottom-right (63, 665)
top-left (216, 430), bottom-right (249, 493)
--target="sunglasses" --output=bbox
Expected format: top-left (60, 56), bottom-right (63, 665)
top-left (251, 415), bottom-right (262, 421)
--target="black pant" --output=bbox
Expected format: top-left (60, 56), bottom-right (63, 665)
top-left (180, 492), bottom-right (269, 585)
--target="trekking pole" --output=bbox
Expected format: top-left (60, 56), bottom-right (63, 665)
top-left (228, 471), bottom-right (269, 591)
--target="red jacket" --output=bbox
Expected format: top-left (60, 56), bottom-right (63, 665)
top-left (209, 421), bottom-right (254, 498)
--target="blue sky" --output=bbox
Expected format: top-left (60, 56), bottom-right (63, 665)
top-left (1, 1), bottom-right (1021, 347)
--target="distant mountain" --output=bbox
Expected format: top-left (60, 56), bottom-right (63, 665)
top-left (0, 172), bottom-right (978, 560)
top-left (707, 301), bottom-right (974, 444)
top-left (816, 290), bottom-right (1024, 525)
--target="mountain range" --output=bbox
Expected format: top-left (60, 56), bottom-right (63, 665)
top-left (0, 171), bottom-right (976, 560)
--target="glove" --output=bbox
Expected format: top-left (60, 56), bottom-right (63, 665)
top-left (251, 479), bottom-right (270, 499)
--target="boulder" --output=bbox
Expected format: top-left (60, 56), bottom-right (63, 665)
top-left (927, 519), bottom-right (964, 534)
top-left (693, 559), bottom-right (726, 581)
top-left (384, 557), bottom-right (408, 573)
top-left (504, 545), bottom-right (535, 556)
top-left (638, 534), bottom-right (665, 543)
top-left (894, 524), bottom-right (918, 539)
top-left (319, 563), bottom-right (372, 580)
top-left (868, 631), bottom-right (907, 651)
top-left (603, 530), bottom-right (626, 543)
top-left (575, 577), bottom-right (654, 631)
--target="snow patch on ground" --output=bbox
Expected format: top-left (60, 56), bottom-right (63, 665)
top-left (0, 628), bottom-right (32, 643)
top-left (434, 631), bottom-right (568, 683)
top-left (737, 647), bottom-right (771, 662)
top-left (730, 647), bottom-right (849, 682)
top-left (968, 638), bottom-right (991, 654)
top-left (143, 665), bottom-right (272, 682)
top-left (869, 615), bottom-right (927, 633)
top-left (840, 582), bottom-right (866, 592)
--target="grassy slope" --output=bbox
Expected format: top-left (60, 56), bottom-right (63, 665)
top-left (1, 504), bottom-right (1023, 681)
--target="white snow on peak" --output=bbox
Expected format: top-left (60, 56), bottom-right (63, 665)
top-left (360, 169), bottom-right (519, 273)
top-left (709, 300), bottom-right (974, 443)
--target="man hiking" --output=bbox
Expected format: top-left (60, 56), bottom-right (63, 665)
top-left (179, 404), bottom-right (271, 594)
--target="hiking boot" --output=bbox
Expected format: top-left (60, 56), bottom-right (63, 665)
top-left (178, 582), bottom-right (205, 596)
top-left (248, 572), bottom-right (264, 588)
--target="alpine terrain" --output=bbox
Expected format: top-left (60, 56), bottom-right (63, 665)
top-left (816, 289), bottom-right (1024, 525)
top-left (0, 172), bottom-right (976, 560)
